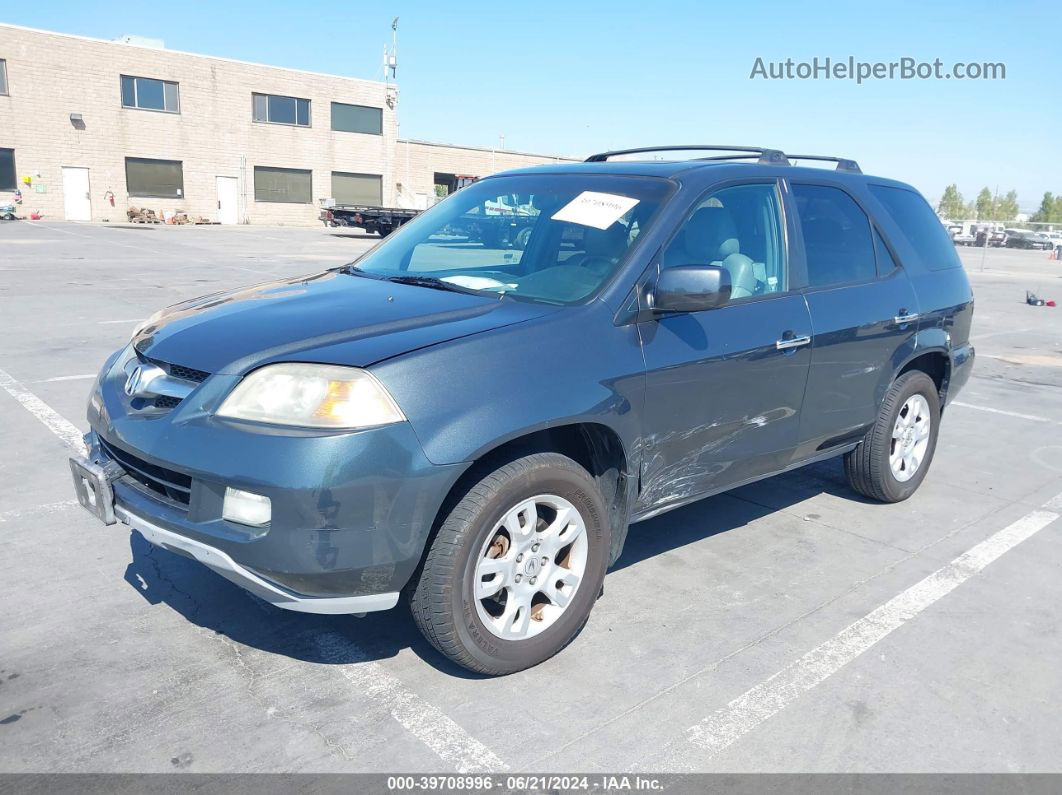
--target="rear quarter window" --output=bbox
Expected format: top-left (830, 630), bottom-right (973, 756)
top-left (868, 185), bottom-right (962, 271)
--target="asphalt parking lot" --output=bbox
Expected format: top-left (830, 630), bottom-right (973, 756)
top-left (1, 220), bottom-right (1061, 774)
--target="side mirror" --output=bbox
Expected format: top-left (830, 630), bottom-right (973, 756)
top-left (652, 265), bottom-right (732, 313)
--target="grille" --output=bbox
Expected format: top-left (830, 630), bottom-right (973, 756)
top-left (137, 353), bottom-right (211, 384)
top-left (133, 354), bottom-right (211, 411)
top-left (100, 438), bottom-right (192, 507)
top-left (153, 395), bottom-right (182, 409)
top-left (167, 363), bottom-right (210, 383)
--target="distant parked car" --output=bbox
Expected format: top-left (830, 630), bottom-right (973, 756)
top-left (1004, 229), bottom-right (1052, 250)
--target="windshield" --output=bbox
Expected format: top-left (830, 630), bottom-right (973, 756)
top-left (348, 174), bottom-right (673, 304)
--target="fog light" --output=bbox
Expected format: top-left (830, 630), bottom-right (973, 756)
top-left (223, 487), bottom-right (271, 527)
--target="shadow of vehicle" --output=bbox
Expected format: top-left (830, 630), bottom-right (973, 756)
top-left (124, 456), bottom-right (869, 676)
top-left (122, 531), bottom-right (487, 678)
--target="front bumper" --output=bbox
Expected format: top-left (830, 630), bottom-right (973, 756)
top-left (76, 351), bottom-right (465, 613)
top-left (72, 419), bottom-right (462, 613)
top-left (115, 501), bottom-right (398, 614)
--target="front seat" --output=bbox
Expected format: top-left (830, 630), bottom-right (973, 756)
top-left (669, 206), bottom-right (758, 299)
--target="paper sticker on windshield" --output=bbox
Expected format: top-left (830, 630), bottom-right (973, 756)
top-left (551, 191), bottom-right (639, 230)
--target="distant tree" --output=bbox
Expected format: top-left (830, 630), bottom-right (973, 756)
top-left (997, 190), bottom-right (1020, 222)
top-left (975, 187), bottom-right (996, 221)
top-left (936, 184), bottom-right (967, 219)
top-left (1031, 192), bottom-right (1055, 223)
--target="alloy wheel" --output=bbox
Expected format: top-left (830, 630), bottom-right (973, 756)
top-left (473, 494), bottom-right (588, 640)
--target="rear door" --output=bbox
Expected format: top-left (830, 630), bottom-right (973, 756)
top-left (788, 182), bottom-right (920, 461)
top-left (636, 180), bottom-right (813, 513)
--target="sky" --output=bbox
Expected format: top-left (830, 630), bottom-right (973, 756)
top-left (3, 0), bottom-right (1060, 211)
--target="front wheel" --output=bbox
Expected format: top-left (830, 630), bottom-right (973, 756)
top-left (844, 371), bottom-right (941, 503)
top-left (408, 453), bottom-right (610, 675)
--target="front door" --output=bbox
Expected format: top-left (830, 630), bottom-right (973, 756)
top-left (636, 181), bottom-right (813, 514)
top-left (788, 182), bottom-right (921, 460)
top-left (62, 167), bottom-right (91, 221)
top-left (216, 176), bottom-right (238, 224)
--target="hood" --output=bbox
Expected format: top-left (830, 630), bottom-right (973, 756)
top-left (133, 270), bottom-right (556, 374)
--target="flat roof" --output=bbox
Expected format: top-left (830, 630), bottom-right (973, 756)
top-left (0, 22), bottom-right (389, 89)
top-left (398, 138), bottom-right (578, 162)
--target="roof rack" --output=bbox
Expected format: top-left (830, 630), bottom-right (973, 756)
top-left (781, 154), bottom-right (862, 174)
top-left (584, 145), bottom-right (790, 165)
top-left (583, 145), bottom-right (862, 174)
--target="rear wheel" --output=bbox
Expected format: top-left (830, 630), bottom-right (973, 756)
top-left (408, 453), bottom-right (609, 675)
top-left (844, 371), bottom-right (941, 503)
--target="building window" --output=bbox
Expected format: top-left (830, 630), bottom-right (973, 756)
top-left (121, 75), bottom-right (180, 113)
top-left (330, 102), bottom-right (382, 135)
top-left (0, 148), bottom-right (15, 191)
top-left (253, 93), bottom-right (310, 126)
top-left (0, 59), bottom-right (8, 95)
top-left (331, 172), bottom-right (382, 206)
top-left (254, 166), bottom-right (312, 203)
top-left (125, 157), bottom-right (184, 198)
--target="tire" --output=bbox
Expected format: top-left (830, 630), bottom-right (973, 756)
top-left (844, 371), bottom-right (941, 503)
top-left (408, 453), bottom-right (610, 675)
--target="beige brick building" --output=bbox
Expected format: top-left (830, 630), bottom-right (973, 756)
top-left (0, 24), bottom-right (573, 225)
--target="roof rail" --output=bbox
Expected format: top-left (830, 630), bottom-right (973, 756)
top-left (786, 154), bottom-right (862, 174)
top-left (584, 145), bottom-right (790, 165)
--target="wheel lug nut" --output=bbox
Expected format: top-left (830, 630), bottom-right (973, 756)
top-left (529, 577), bottom-right (537, 585)
top-left (516, 553), bottom-right (523, 562)
top-left (531, 543), bottom-right (539, 552)
top-left (541, 556), bottom-right (548, 565)
top-left (515, 574), bottom-right (522, 583)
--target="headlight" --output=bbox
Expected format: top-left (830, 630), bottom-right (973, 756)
top-left (216, 363), bottom-right (406, 429)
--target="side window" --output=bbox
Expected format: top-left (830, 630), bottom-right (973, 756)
top-left (792, 184), bottom-right (876, 288)
top-left (874, 229), bottom-right (899, 277)
top-left (662, 183), bottom-right (786, 301)
top-left (868, 184), bottom-right (963, 271)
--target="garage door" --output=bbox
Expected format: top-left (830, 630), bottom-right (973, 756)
top-left (332, 172), bottom-right (382, 206)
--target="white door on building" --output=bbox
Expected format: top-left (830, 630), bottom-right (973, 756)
top-left (61, 167), bottom-right (92, 221)
top-left (216, 176), bottom-right (239, 224)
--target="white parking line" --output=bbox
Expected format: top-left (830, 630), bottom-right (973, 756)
top-left (0, 364), bottom-right (509, 772)
top-left (951, 401), bottom-right (1059, 425)
top-left (661, 495), bottom-right (1060, 765)
top-left (0, 366), bottom-right (85, 451)
top-left (315, 633), bottom-right (509, 773)
top-left (35, 374), bottom-right (96, 383)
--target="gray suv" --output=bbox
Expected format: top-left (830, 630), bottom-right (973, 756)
top-left (70, 145), bottom-right (975, 674)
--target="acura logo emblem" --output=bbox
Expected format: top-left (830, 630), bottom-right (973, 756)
top-left (124, 364), bottom-right (165, 397)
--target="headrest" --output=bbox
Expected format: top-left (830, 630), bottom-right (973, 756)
top-left (685, 206), bottom-right (739, 261)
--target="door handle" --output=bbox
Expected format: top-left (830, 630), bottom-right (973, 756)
top-left (776, 334), bottom-right (811, 350)
top-left (894, 311), bottom-right (920, 325)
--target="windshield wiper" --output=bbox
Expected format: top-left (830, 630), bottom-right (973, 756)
top-left (335, 263), bottom-right (374, 276)
top-left (382, 275), bottom-right (487, 296)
